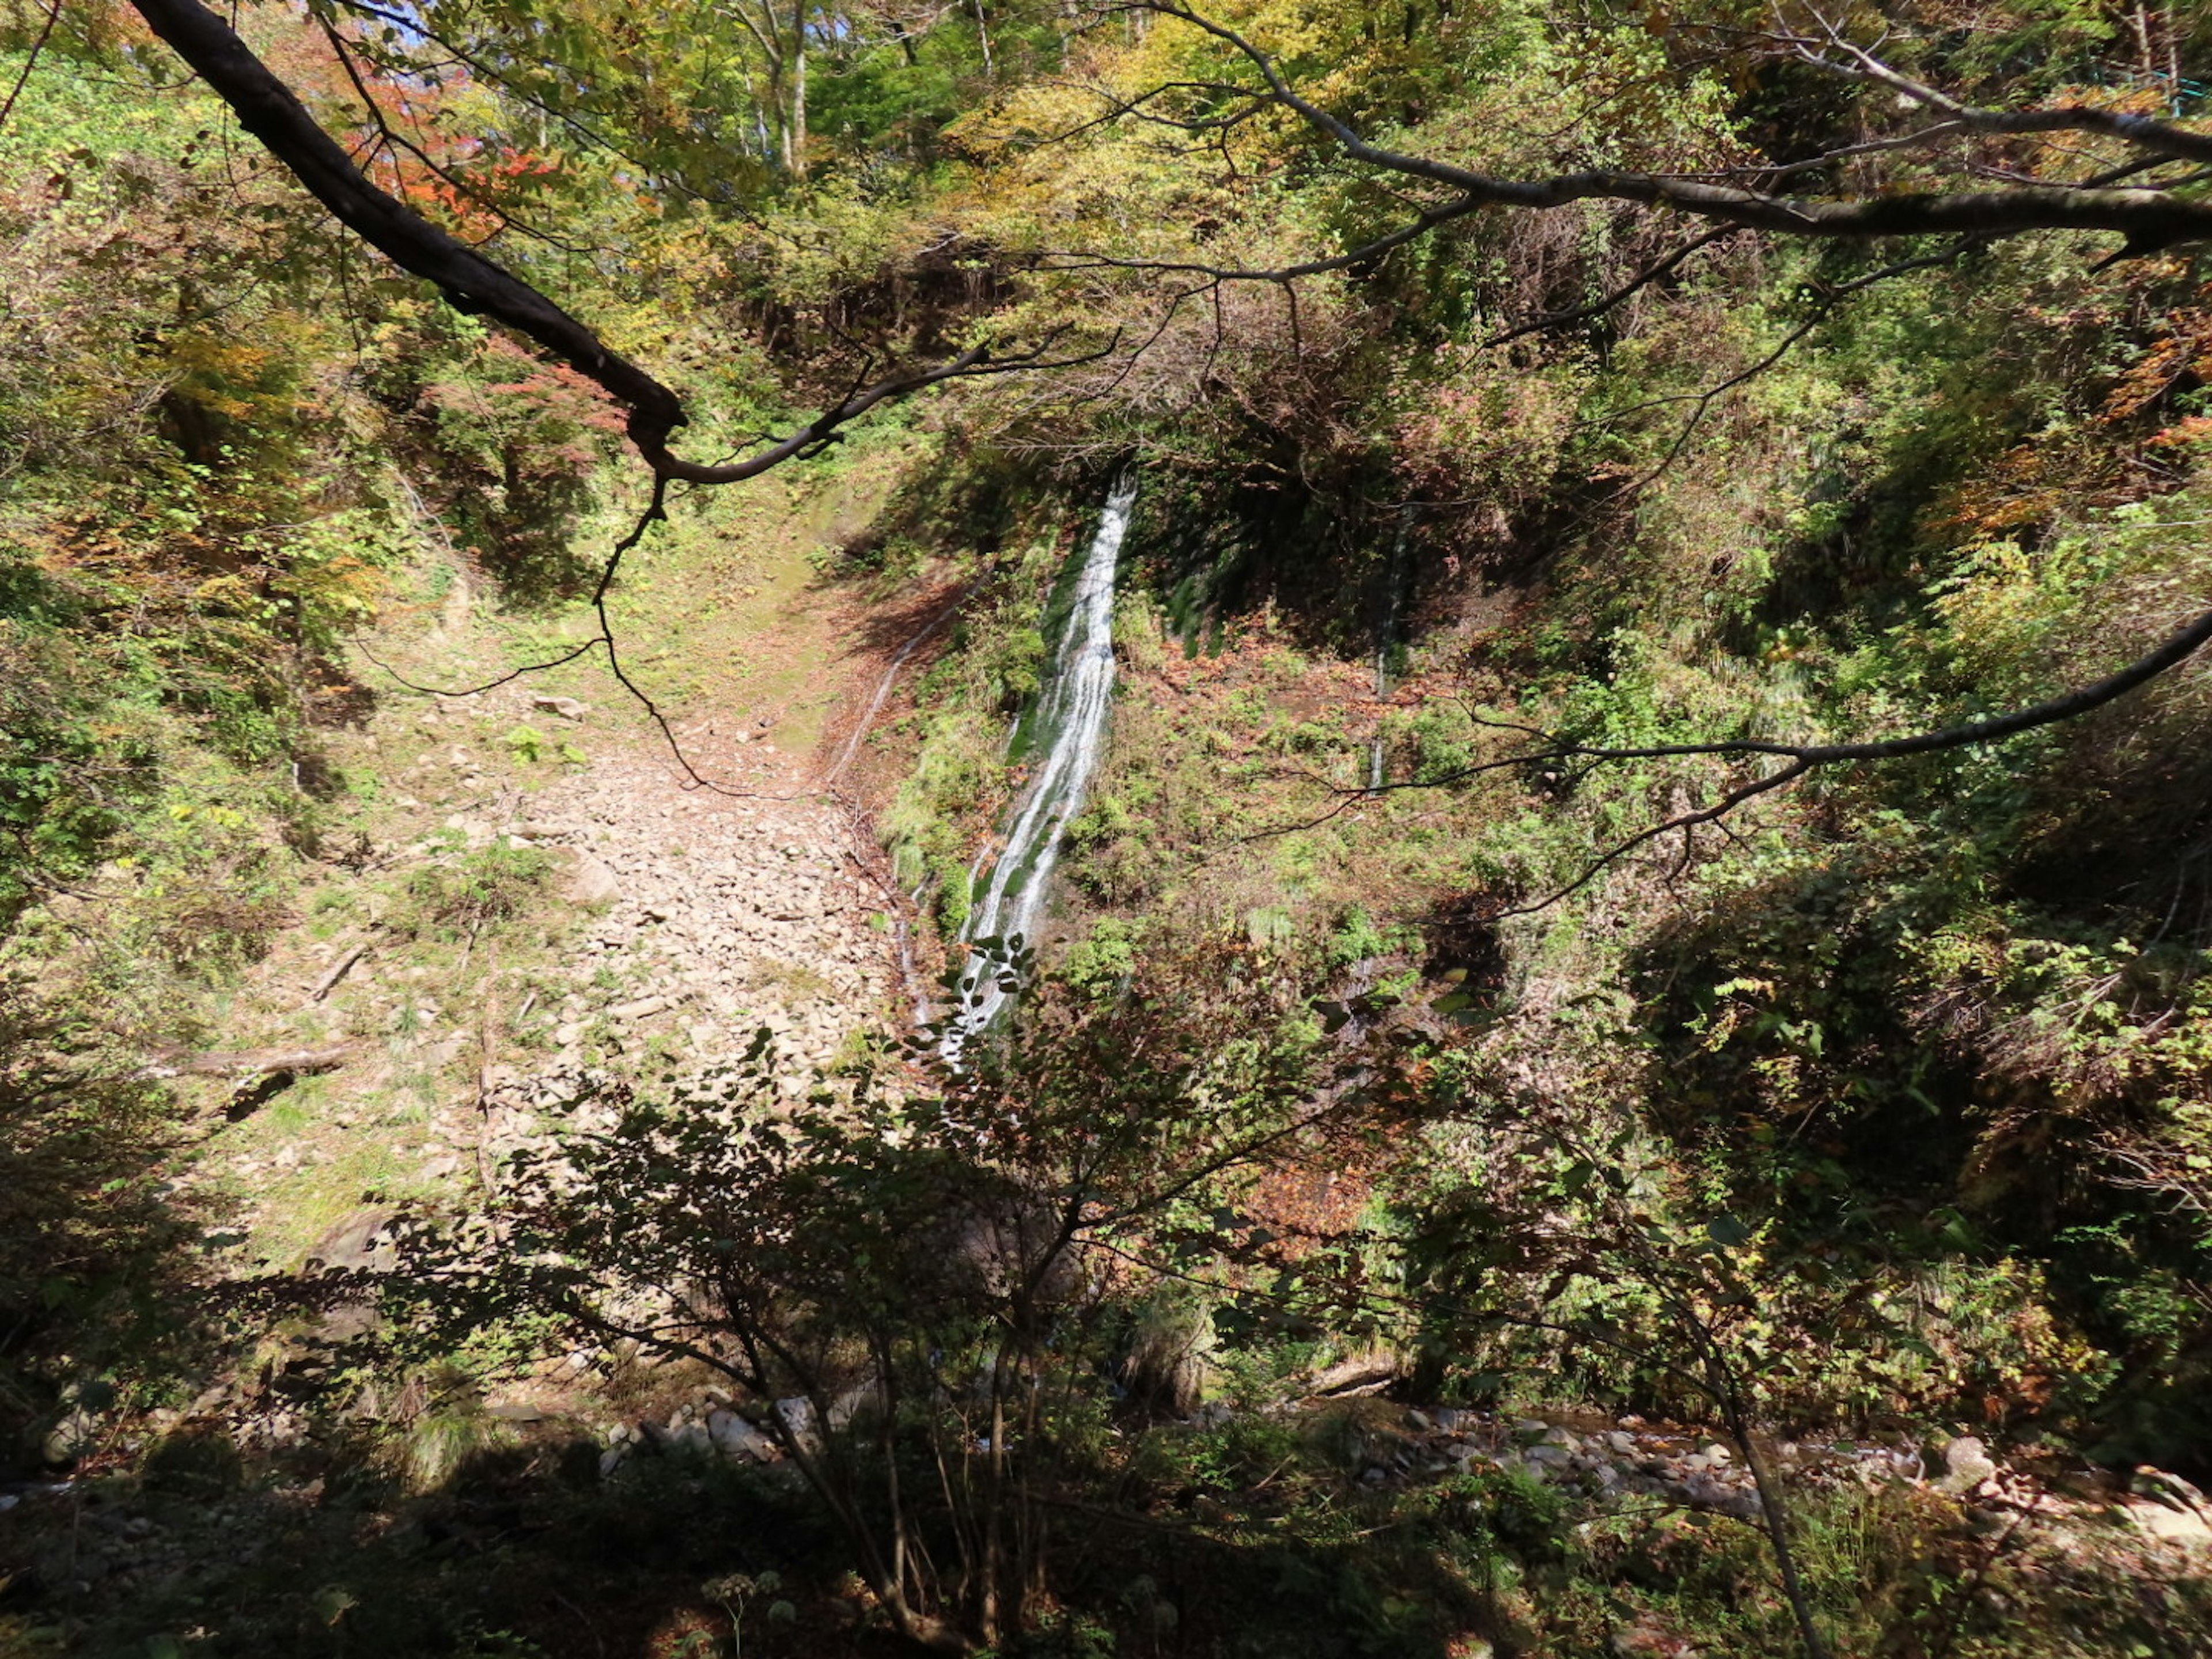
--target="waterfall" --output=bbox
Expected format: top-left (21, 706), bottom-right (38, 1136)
top-left (1368, 506), bottom-right (1412, 792)
top-left (943, 475), bottom-right (1137, 1052)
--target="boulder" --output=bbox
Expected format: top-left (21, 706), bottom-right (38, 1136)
top-left (707, 1408), bottom-right (777, 1464)
top-left (2127, 1498), bottom-right (2212, 1547)
top-left (774, 1396), bottom-right (822, 1451)
top-left (2133, 1467), bottom-right (2210, 1514)
top-left (566, 853), bottom-right (622, 907)
top-left (304, 1209), bottom-right (396, 1273)
top-left (1933, 1435), bottom-right (1998, 1497)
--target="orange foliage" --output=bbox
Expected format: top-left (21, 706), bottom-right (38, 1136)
top-left (1945, 279), bottom-right (2212, 536)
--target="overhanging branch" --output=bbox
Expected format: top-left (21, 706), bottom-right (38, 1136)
top-left (1119, 2), bottom-right (2212, 256)
top-left (127, 0), bottom-right (1081, 483)
top-left (1265, 599), bottom-right (2212, 916)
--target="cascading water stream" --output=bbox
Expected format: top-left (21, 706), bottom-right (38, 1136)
top-left (942, 475), bottom-right (1137, 1054)
top-left (1368, 506), bottom-right (1412, 792)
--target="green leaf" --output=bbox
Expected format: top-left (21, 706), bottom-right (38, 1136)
top-left (1706, 1215), bottom-right (1753, 1248)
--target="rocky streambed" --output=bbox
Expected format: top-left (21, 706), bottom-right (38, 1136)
top-left (579, 1385), bottom-right (2211, 1554)
top-left (413, 734), bottom-right (901, 1080)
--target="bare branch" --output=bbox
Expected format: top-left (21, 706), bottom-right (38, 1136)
top-left (129, 0), bottom-right (1097, 487)
top-left (1117, 2), bottom-right (2212, 256)
top-left (1258, 597), bottom-right (2212, 915)
top-left (0, 0), bottom-right (63, 135)
top-left (1480, 226), bottom-right (1742, 347)
top-left (1772, 22), bottom-right (2212, 167)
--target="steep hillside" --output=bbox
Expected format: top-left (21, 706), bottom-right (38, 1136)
top-left (4, 3), bottom-right (2212, 1657)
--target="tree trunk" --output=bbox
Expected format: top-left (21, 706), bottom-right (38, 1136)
top-left (789, 0), bottom-right (808, 178)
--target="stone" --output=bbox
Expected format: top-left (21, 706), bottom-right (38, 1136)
top-left (1933, 1435), bottom-right (1998, 1497)
top-left (1406, 1409), bottom-right (1434, 1432)
top-left (774, 1396), bottom-right (821, 1449)
top-left (1612, 1619), bottom-right (1699, 1657)
top-left (2133, 1467), bottom-right (2210, 1514)
top-left (1510, 1418), bottom-right (1549, 1443)
top-left (41, 1408), bottom-right (99, 1467)
top-left (2127, 1501), bottom-right (2212, 1547)
top-left (566, 853), bottom-right (623, 907)
top-left (304, 1209), bottom-right (395, 1272)
top-left (531, 695), bottom-right (589, 721)
top-left (707, 1408), bottom-right (777, 1463)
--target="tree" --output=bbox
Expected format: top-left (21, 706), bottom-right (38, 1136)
top-left (34, 10), bottom-right (2212, 1650)
top-left (376, 940), bottom-right (1354, 1653)
top-left (100, 0), bottom-right (2212, 821)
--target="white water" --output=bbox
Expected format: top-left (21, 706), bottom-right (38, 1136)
top-left (944, 476), bottom-right (1137, 1051)
top-left (1368, 507), bottom-right (1412, 792)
